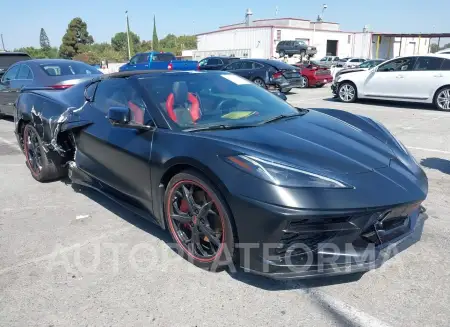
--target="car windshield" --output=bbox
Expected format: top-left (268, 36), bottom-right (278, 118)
top-left (40, 62), bottom-right (101, 76)
top-left (138, 72), bottom-right (300, 130)
top-left (359, 60), bottom-right (381, 68)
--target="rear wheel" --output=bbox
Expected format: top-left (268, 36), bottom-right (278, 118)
top-left (338, 82), bottom-right (357, 103)
top-left (164, 171), bottom-right (236, 270)
top-left (299, 76), bottom-right (309, 88)
top-left (23, 124), bottom-right (66, 182)
top-left (434, 86), bottom-right (450, 111)
top-left (253, 78), bottom-right (266, 88)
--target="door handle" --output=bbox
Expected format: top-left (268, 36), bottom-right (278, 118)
top-left (396, 75), bottom-right (404, 78)
top-left (433, 74), bottom-right (443, 77)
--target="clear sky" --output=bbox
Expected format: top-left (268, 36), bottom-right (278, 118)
top-left (1, 0), bottom-right (449, 50)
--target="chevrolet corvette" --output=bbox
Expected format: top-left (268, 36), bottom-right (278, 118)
top-left (14, 70), bottom-right (428, 278)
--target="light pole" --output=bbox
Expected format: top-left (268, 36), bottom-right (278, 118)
top-left (125, 10), bottom-right (131, 60)
top-left (312, 4), bottom-right (327, 46)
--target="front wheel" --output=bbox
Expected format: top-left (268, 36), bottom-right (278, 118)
top-left (279, 50), bottom-right (285, 57)
top-left (164, 170), bottom-right (236, 270)
top-left (434, 87), bottom-right (450, 111)
top-left (338, 82), bottom-right (357, 103)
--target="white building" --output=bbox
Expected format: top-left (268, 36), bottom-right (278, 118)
top-left (195, 17), bottom-right (433, 61)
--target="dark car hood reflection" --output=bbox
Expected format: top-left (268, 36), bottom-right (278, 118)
top-left (198, 109), bottom-right (397, 175)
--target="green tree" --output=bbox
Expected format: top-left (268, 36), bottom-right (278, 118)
top-left (59, 17), bottom-right (94, 59)
top-left (14, 46), bottom-right (58, 59)
top-left (111, 31), bottom-right (140, 55)
top-left (430, 43), bottom-right (439, 53)
top-left (39, 28), bottom-right (51, 50)
top-left (177, 35), bottom-right (197, 50)
top-left (73, 51), bottom-right (100, 65)
top-left (152, 15), bottom-right (159, 51)
top-left (140, 40), bottom-right (153, 52)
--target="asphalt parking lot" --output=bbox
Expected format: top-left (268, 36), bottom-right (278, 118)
top-left (1, 86), bottom-right (449, 327)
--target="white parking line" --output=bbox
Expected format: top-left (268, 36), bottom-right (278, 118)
top-left (298, 289), bottom-right (393, 327)
top-left (407, 146), bottom-right (450, 155)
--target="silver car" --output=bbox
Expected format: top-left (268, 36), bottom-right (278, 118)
top-left (337, 57), bottom-right (366, 68)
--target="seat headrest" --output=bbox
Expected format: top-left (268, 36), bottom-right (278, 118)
top-left (172, 81), bottom-right (188, 105)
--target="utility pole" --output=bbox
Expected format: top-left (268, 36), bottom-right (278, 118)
top-left (0, 34), bottom-right (5, 51)
top-left (125, 11), bottom-right (131, 60)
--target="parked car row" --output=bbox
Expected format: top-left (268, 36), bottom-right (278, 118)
top-left (333, 54), bottom-right (450, 111)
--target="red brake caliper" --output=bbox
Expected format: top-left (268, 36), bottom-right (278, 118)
top-left (180, 199), bottom-right (191, 229)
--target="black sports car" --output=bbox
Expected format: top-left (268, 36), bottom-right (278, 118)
top-left (15, 70), bottom-right (428, 279)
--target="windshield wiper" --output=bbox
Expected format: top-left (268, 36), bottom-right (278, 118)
top-left (260, 109), bottom-right (308, 125)
top-left (184, 124), bottom-right (257, 132)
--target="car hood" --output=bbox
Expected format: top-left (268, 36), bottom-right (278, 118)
top-left (199, 109), bottom-right (399, 175)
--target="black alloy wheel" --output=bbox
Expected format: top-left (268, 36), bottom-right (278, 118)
top-left (165, 171), bottom-right (235, 269)
top-left (23, 124), bottom-right (43, 178)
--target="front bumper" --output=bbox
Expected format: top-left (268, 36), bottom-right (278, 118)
top-left (331, 82), bottom-right (338, 94)
top-left (230, 195), bottom-right (425, 279)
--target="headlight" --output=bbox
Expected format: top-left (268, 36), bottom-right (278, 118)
top-left (224, 155), bottom-right (351, 188)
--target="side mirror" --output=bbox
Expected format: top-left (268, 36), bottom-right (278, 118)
top-left (108, 106), bottom-right (131, 126)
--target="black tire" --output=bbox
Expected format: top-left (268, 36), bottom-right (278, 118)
top-left (299, 76), bottom-right (309, 88)
top-left (279, 50), bottom-right (285, 57)
top-left (23, 124), bottom-right (67, 182)
top-left (164, 170), bottom-right (236, 270)
top-left (434, 86), bottom-right (450, 111)
top-left (337, 82), bottom-right (357, 103)
top-left (281, 88), bottom-right (292, 94)
top-left (253, 78), bottom-right (266, 88)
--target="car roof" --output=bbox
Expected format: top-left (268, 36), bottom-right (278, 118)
top-left (22, 59), bottom-right (90, 65)
top-left (0, 52), bottom-right (30, 56)
top-left (96, 70), bottom-right (226, 81)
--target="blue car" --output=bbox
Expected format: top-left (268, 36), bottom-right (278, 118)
top-left (119, 52), bottom-right (198, 72)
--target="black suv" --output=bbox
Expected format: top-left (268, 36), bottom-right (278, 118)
top-left (0, 52), bottom-right (31, 77)
top-left (198, 56), bottom-right (240, 70)
top-left (276, 41), bottom-right (317, 58)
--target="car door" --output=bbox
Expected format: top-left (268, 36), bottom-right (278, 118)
top-left (123, 55), bottom-right (139, 71)
top-left (407, 56), bottom-right (445, 100)
top-left (0, 64), bottom-right (20, 116)
top-left (234, 61), bottom-right (255, 80)
top-left (362, 57), bottom-right (417, 98)
top-left (75, 78), bottom-right (155, 211)
top-left (222, 61), bottom-right (244, 76)
top-left (135, 53), bottom-right (150, 70)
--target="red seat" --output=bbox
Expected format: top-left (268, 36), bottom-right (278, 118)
top-left (128, 101), bottom-right (144, 125)
top-left (165, 92), bottom-right (200, 123)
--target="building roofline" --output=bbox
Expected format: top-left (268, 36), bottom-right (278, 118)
top-left (197, 25), bottom-right (363, 37)
top-left (372, 32), bottom-right (450, 38)
top-left (218, 17), bottom-right (339, 29)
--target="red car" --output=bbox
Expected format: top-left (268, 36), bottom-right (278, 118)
top-left (293, 62), bottom-right (333, 88)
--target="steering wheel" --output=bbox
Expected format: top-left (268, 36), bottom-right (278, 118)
top-left (217, 99), bottom-right (238, 114)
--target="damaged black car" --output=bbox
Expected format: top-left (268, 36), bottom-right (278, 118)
top-left (14, 70), bottom-right (428, 279)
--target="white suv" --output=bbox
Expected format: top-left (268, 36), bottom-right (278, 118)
top-left (333, 54), bottom-right (450, 111)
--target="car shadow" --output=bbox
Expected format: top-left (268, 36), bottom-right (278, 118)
top-left (420, 157), bottom-right (450, 175)
top-left (321, 97), bottom-right (437, 112)
top-left (63, 181), bottom-right (172, 244)
top-left (1, 116), bottom-right (14, 122)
